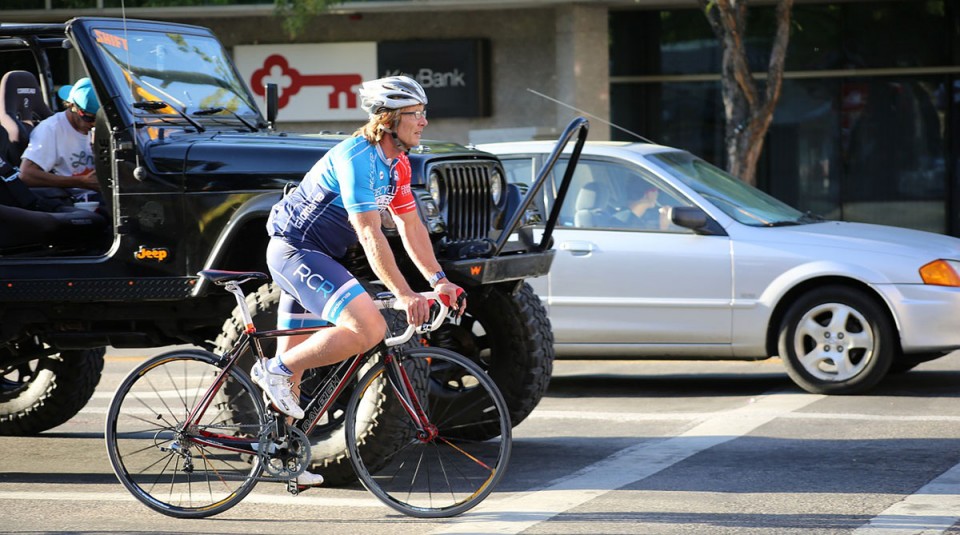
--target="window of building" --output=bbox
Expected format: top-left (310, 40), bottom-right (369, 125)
top-left (610, 0), bottom-right (958, 234)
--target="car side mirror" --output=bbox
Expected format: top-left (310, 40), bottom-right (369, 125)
top-left (667, 206), bottom-right (726, 236)
top-left (265, 83), bottom-right (278, 129)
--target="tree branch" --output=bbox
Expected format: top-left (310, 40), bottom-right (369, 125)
top-left (761, 0), bottom-right (794, 120)
top-left (716, 0), bottom-right (758, 109)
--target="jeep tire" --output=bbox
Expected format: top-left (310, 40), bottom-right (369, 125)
top-left (429, 282), bottom-right (554, 433)
top-left (0, 347), bottom-right (106, 435)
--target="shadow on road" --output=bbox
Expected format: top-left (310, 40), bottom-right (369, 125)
top-left (545, 361), bottom-right (960, 399)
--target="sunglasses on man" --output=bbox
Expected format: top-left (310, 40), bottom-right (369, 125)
top-left (73, 106), bottom-right (96, 123)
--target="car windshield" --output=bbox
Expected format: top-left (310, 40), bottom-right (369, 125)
top-left (89, 27), bottom-right (259, 121)
top-left (650, 151), bottom-right (812, 227)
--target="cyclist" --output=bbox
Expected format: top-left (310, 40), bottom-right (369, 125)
top-left (253, 76), bottom-right (465, 485)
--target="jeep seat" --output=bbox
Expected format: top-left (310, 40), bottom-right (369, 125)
top-left (0, 203), bottom-right (107, 253)
top-left (0, 70), bottom-right (53, 165)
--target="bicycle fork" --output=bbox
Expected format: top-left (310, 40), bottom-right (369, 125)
top-left (383, 350), bottom-right (437, 442)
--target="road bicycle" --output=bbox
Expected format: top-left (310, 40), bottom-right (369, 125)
top-left (104, 269), bottom-right (511, 519)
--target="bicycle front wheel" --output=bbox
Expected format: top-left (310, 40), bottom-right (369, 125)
top-left (104, 350), bottom-right (267, 518)
top-left (346, 347), bottom-right (511, 518)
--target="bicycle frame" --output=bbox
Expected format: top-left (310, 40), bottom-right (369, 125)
top-left (179, 279), bottom-right (431, 460)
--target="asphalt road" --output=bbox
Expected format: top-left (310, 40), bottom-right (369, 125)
top-left (4, 348), bottom-right (960, 534)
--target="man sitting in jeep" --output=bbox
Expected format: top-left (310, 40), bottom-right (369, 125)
top-left (19, 77), bottom-right (101, 195)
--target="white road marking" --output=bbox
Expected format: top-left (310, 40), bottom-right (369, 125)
top-left (29, 392), bottom-right (960, 534)
top-left (853, 462), bottom-right (960, 535)
top-left (528, 410), bottom-right (960, 424)
top-left (432, 391), bottom-right (824, 534)
top-left (78, 404), bottom-right (960, 423)
top-left (0, 490), bottom-right (383, 508)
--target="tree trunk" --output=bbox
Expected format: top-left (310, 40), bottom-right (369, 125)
top-left (700, 0), bottom-right (794, 186)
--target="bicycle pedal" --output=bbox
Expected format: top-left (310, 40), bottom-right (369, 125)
top-left (286, 480), bottom-right (300, 496)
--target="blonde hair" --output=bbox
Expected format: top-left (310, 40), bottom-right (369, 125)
top-left (354, 110), bottom-right (401, 144)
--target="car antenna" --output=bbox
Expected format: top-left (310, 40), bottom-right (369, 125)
top-left (525, 88), bottom-right (656, 144)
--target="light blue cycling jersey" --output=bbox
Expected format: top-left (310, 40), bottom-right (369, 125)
top-left (267, 135), bottom-right (416, 258)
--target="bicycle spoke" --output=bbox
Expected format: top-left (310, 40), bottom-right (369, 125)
top-left (105, 351), bottom-right (266, 518)
top-left (347, 348), bottom-right (511, 518)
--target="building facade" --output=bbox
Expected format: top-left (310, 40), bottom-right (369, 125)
top-left (4, 0), bottom-right (958, 235)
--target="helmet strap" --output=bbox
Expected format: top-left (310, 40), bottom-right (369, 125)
top-left (380, 119), bottom-right (410, 153)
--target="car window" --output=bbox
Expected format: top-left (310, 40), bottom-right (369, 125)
top-left (551, 159), bottom-right (694, 233)
top-left (500, 157), bottom-right (536, 187)
top-left (651, 151), bottom-right (807, 226)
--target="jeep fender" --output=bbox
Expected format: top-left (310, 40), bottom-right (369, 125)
top-left (193, 191), bottom-right (280, 296)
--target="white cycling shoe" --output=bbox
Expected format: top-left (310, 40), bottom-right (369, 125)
top-left (295, 470), bottom-right (325, 491)
top-left (251, 360), bottom-right (305, 420)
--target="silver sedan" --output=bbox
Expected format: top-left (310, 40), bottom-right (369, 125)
top-left (479, 140), bottom-right (960, 394)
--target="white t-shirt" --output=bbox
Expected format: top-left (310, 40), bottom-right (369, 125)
top-left (21, 111), bottom-right (95, 178)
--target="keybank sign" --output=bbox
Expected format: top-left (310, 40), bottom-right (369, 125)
top-left (384, 68), bottom-right (467, 89)
top-left (234, 39), bottom-right (490, 122)
top-left (379, 39), bottom-right (490, 118)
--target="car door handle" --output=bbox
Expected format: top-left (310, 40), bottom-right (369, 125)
top-left (559, 241), bottom-right (595, 255)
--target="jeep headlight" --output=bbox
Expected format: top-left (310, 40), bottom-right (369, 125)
top-left (429, 170), bottom-right (442, 204)
top-left (491, 169), bottom-right (504, 205)
top-left (423, 198), bottom-right (439, 218)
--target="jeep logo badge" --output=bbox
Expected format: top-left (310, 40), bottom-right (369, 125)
top-left (134, 246), bottom-right (169, 262)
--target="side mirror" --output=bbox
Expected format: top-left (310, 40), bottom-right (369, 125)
top-left (265, 83), bottom-right (278, 129)
top-left (667, 206), bottom-right (726, 236)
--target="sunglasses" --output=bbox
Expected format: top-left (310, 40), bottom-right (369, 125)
top-left (73, 106), bottom-right (96, 123)
top-left (400, 110), bottom-right (427, 120)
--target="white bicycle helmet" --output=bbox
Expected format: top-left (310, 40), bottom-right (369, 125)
top-left (359, 75), bottom-right (428, 115)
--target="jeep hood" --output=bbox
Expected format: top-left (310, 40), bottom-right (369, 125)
top-left (145, 133), bottom-right (339, 180)
top-left (147, 132), bottom-right (492, 184)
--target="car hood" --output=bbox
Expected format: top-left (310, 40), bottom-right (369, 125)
top-left (758, 221), bottom-right (960, 259)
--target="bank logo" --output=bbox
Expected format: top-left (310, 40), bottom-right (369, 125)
top-left (250, 54), bottom-right (362, 110)
top-left (383, 68), bottom-right (466, 88)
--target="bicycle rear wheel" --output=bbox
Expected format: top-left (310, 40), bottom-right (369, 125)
top-left (346, 347), bottom-right (511, 518)
top-left (104, 350), bottom-right (267, 518)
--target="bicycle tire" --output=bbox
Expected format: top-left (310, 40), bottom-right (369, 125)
top-left (104, 349), bottom-right (267, 518)
top-left (345, 347), bottom-right (511, 518)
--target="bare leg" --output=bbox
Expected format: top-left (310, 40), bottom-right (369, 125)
top-left (278, 293), bottom-right (387, 377)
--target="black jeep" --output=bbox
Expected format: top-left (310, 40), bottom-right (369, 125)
top-left (0, 17), bottom-right (586, 482)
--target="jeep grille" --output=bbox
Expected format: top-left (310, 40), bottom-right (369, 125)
top-left (434, 161), bottom-right (495, 242)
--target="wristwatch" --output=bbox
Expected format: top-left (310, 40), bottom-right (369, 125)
top-left (428, 270), bottom-right (446, 288)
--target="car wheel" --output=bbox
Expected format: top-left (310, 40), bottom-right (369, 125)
top-left (777, 286), bottom-right (894, 394)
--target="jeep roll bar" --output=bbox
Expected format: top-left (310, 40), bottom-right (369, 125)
top-left (491, 116), bottom-right (589, 256)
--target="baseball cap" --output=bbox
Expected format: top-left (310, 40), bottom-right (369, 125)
top-left (57, 77), bottom-right (100, 115)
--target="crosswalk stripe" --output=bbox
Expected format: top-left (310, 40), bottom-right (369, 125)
top-left (853, 462), bottom-right (960, 535)
top-left (432, 390), bottom-right (824, 534)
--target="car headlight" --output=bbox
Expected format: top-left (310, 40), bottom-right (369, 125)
top-left (423, 198), bottom-right (439, 218)
top-left (428, 171), bottom-right (442, 204)
top-left (919, 259), bottom-right (960, 286)
top-left (490, 169), bottom-right (504, 205)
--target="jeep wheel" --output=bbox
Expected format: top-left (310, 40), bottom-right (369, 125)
top-left (0, 346), bottom-right (105, 435)
top-left (214, 282), bottom-right (420, 486)
top-left (428, 282), bottom-right (554, 434)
